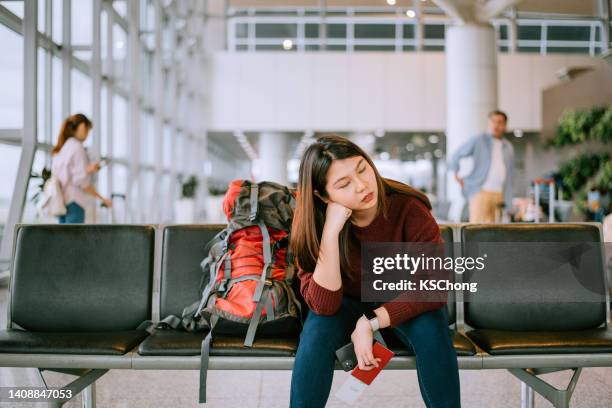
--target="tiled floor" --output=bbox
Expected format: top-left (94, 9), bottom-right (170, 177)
top-left (1, 282), bottom-right (611, 408)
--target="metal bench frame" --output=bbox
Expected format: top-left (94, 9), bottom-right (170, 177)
top-left (1, 223), bottom-right (610, 408)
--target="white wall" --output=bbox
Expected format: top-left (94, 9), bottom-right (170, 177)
top-left (207, 52), bottom-right (605, 132)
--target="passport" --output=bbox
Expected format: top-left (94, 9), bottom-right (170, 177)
top-left (350, 341), bottom-right (395, 385)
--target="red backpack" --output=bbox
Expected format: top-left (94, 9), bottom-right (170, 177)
top-left (166, 180), bottom-right (302, 403)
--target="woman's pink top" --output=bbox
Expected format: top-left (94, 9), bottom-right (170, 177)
top-left (51, 138), bottom-right (93, 209)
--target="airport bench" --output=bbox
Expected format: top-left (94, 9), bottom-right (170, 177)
top-left (1, 223), bottom-right (611, 408)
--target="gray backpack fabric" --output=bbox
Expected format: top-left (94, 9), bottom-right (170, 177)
top-left (158, 180), bottom-right (302, 403)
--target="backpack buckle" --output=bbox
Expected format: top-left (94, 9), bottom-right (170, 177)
top-left (264, 279), bottom-right (273, 287)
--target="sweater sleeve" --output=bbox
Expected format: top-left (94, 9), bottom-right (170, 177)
top-left (297, 266), bottom-right (343, 316)
top-left (381, 199), bottom-right (447, 327)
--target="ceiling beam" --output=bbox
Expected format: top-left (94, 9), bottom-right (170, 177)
top-left (478, 0), bottom-right (524, 21)
top-left (430, 0), bottom-right (475, 24)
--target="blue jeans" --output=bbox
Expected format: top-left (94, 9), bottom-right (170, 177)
top-left (290, 296), bottom-right (461, 408)
top-left (58, 202), bottom-right (85, 224)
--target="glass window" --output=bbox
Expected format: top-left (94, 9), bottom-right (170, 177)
top-left (112, 163), bottom-right (128, 195)
top-left (327, 24), bottom-right (346, 38)
top-left (547, 26), bottom-right (590, 42)
top-left (112, 24), bottom-right (127, 89)
top-left (160, 173), bottom-right (172, 222)
top-left (517, 46), bottom-right (540, 53)
top-left (142, 112), bottom-right (154, 165)
top-left (163, 125), bottom-right (172, 169)
top-left (236, 23), bottom-right (248, 38)
top-left (498, 24), bottom-right (508, 40)
top-left (354, 24), bottom-right (394, 39)
top-left (0, 1), bottom-right (23, 18)
top-left (255, 24), bottom-right (297, 38)
top-left (71, 0), bottom-right (92, 46)
top-left (403, 24), bottom-right (415, 39)
top-left (546, 47), bottom-right (590, 54)
top-left (255, 44), bottom-right (295, 51)
top-left (22, 149), bottom-right (49, 224)
top-left (113, 95), bottom-right (128, 158)
top-left (51, 56), bottom-right (62, 143)
top-left (306, 24), bottom-right (346, 39)
top-left (71, 69), bottom-right (93, 117)
top-left (518, 25), bottom-right (541, 40)
top-left (424, 24), bottom-right (445, 39)
top-left (0, 24), bottom-right (23, 128)
top-left (37, 0), bottom-right (46, 34)
top-left (101, 85), bottom-right (108, 157)
top-left (113, 1), bottom-right (127, 19)
top-left (37, 48), bottom-right (47, 143)
top-left (305, 24), bottom-right (319, 38)
top-left (52, 0), bottom-right (62, 43)
top-left (0, 144), bottom-right (22, 241)
top-left (354, 45), bottom-right (395, 52)
top-left (141, 170), bottom-right (155, 221)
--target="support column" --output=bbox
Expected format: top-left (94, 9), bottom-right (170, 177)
top-left (445, 23), bottom-right (498, 221)
top-left (256, 132), bottom-right (288, 185)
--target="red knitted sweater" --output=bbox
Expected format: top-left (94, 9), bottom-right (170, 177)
top-left (296, 191), bottom-right (446, 327)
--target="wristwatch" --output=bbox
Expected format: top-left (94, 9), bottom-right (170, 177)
top-left (363, 308), bottom-right (380, 332)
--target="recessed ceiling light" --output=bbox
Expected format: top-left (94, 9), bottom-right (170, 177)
top-left (380, 152), bottom-right (390, 160)
top-left (406, 10), bottom-right (416, 18)
top-left (283, 39), bottom-right (293, 50)
top-left (514, 129), bottom-right (524, 138)
top-left (428, 134), bottom-right (439, 144)
top-left (387, 0), bottom-right (397, 5)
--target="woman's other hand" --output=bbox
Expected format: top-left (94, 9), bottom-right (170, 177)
top-left (87, 162), bottom-right (101, 174)
top-left (102, 198), bottom-right (113, 208)
top-left (351, 316), bottom-right (381, 371)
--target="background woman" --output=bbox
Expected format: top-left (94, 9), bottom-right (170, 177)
top-left (289, 134), bottom-right (461, 407)
top-left (51, 113), bottom-right (111, 223)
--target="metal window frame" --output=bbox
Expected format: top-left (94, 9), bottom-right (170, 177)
top-left (226, 7), bottom-right (608, 55)
top-left (0, 0), bottom-right (210, 261)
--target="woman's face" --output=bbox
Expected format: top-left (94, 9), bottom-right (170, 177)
top-left (321, 156), bottom-right (378, 210)
top-left (75, 123), bottom-right (90, 141)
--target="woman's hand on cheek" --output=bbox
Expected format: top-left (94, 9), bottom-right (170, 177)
top-left (323, 201), bottom-right (352, 235)
top-left (351, 316), bottom-right (381, 371)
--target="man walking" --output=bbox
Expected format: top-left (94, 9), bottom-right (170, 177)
top-left (448, 110), bottom-right (514, 223)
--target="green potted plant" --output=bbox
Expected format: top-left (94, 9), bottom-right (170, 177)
top-left (174, 175), bottom-right (199, 223)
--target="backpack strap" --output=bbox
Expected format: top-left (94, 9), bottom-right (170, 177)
top-left (217, 253), bottom-right (232, 293)
top-left (199, 313), bottom-right (219, 403)
top-left (253, 221), bottom-right (272, 303)
top-left (264, 289), bottom-right (275, 322)
top-left (221, 274), bottom-right (261, 298)
top-left (249, 182), bottom-right (259, 221)
top-left (244, 285), bottom-right (270, 347)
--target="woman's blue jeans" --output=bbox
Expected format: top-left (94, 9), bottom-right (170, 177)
top-left (58, 202), bottom-right (85, 224)
top-left (290, 296), bottom-right (461, 407)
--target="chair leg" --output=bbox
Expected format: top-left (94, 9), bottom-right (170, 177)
top-left (509, 368), bottom-right (582, 408)
top-left (82, 383), bottom-right (96, 408)
top-left (521, 382), bottom-right (535, 408)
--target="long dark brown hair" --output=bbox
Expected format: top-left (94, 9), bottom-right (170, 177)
top-left (291, 134), bottom-right (431, 279)
top-left (52, 113), bottom-right (93, 155)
